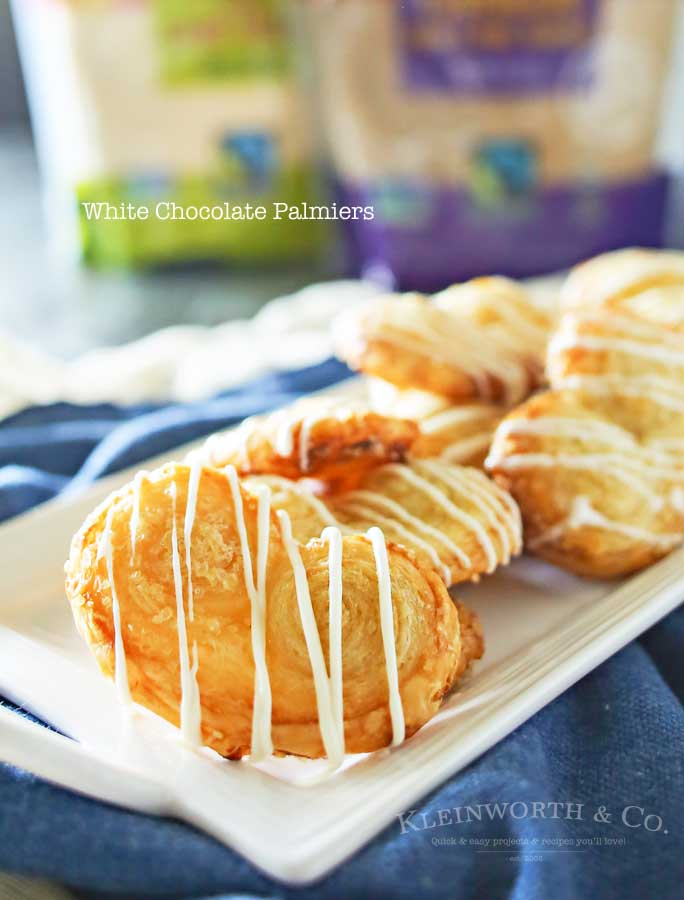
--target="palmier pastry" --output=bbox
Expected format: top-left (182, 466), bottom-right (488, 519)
top-left (366, 376), bottom-right (454, 421)
top-left (330, 460), bottom-right (522, 586)
top-left (244, 460), bottom-right (522, 587)
top-left (336, 277), bottom-right (552, 405)
top-left (549, 251), bottom-right (684, 417)
top-left (560, 247), bottom-right (684, 322)
top-left (486, 390), bottom-right (684, 578)
top-left (193, 397), bottom-right (419, 490)
top-left (366, 378), bottom-right (504, 469)
top-left (411, 404), bottom-right (504, 468)
top-left (65, 462), bottom-right (483, 762)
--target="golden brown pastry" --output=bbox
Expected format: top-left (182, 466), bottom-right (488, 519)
top-left (365, 376), bottom-right (454, 421)
top-left (330, 460), bottom-right (522, 586)
top-left (547, 305), bottom-right (684, 420)
top-left (485, 248), bottom-right (684, 578)
top-left (65, 462), bottom-right (483, 762)
top-left (365, 377), bottom-right (504, 469)
top-left (193, 397), bottom-right (418, 490)
top-left (486, 390), bottom-right (684, 578)
top-left (336, 277), bottom-right (552, 405)
top-left (548, 250), bottom-right (684, 416)
top-left (560, 247), bottom-right (684, 320)
top-left (243, 459), bottom-right (522, 587)
top-left (452, 600), bottom-right (485, 682)
top-left (411, 404), bottom-right (504, 468)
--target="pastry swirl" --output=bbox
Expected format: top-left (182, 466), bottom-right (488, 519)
top-left (65, 462), bottom-right (481, 761)
top-left (486, 390), bottom-right (684, 577)
top-left (244, 459), bottom-right (522, 587)
top-left (194, 397), bottom-right (418, 490)
top-left (365, 377), bottom-right (503, 469)
top-left (336, 277), bottom-right (551, 405)
top-left (486, 248), bottom-right (684, 578)
top-left (411, 404), bottom-right (504, 468)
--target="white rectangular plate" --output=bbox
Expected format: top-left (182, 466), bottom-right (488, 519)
top-left (1, 388), bottom-right (683, 885)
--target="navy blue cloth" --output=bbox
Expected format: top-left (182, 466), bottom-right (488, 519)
top-left (1, 358), bottom-right (683, 900)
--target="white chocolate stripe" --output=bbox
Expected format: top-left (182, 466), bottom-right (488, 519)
top-left (383, 464), bottom-right (498, 571)
top-left (550, 331), bottom-right (684, 367)
top-left (367, 527), bottom-right (405, 746)
top-left (417, 460), bottom-right (512, 562)
top-left (226, 465), bottom-right (273, 762)
top-left (439, 433), bottom-right (494, 463)
top-left (322, 526), bottom-right (345, 764)
top-left (495, 416), bottom-right (637, 449)
top-left (486, 452), bottom-right (665, 507)
top-left (569, 310), bottom-right (684, 347)
top-left (278, 511), bottom-right (345, 765)
top-left (529, 496), bottom-right (684, 552)
top-left (380, 316), bottom-right (528, 404)
top-left (184, 458), bottom-right (203, 622)
top-left (341, 501), bottom-right (452, 583)
top-left (494, 417), bottom-right (684, 474)
top-left (552, 375), bottom-right (684, 411)
top-left (249, 474), bottom-right (347, 531)
top-left (170, 482), bottom-right (202, 747)
top-left (340, 489), bottom-right (472, 568)
top-left (420, 405), bottom-right (498, 434)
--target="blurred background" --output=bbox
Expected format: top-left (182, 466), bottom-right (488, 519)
top-left (1, 0), bottom-right (682, 365)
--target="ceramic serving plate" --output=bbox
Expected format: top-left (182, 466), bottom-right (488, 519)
top-left (1, 386), bottom-right (683, 885)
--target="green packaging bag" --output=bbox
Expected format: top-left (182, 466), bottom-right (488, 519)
top-left (14, 0), bottom-right (325, 268)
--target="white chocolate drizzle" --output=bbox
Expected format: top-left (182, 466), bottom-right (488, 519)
top-left (367, 526), bottom-right (405, 746)
top-left (529, 496), bottom-right (684, 552)
top-left (370, 291), bottom-right (544, 404)
top-left (487, 451), bottom-right (671, 510)
top-left (183, 458), bottom-right (203, 622)
top-left (382, 463), bottom-right (498, 571)
top-left (277, 511), bottom-right (346, 765)
top-left (336, 488), bottom-right (470, 570)
top-left (417, 460), bottom-right (513, 563)
top-left (340, 499), bottom-right (453, 583)
top-left (224, 465), bottom-right (274, 761)
top-left (420, 405), bottom-right (498, 435)
top-left (494, 416), bottom-right (637, 450)
top-left (109, 459), bottom-right (415, 765)
top-left (271, 400), bottom-right (356, 473)
top-left (551, 374), bottom-right (684, 412)
top-left (377, 313), bottom-right (525, 404)
top-left (439, 433), bottom-right (494, 464)
top-left (251, 474), bottom-right (348, 532)
top-left (491, 416), bottom-right (684, 477)
top-left (322, 526), bottom-right (345, 764)
top-left (170, 482), bottom-right (202, 747)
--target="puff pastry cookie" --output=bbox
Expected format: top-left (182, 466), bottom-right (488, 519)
top-left (486, 390), bottom-right (684, 577)
top-left (411, 404), bottom-right (504, 468)
top-left (366, 377), bottom-right (503, 469)
top-left (65, 462), bottom-right (483, 761)
top-left (245, 458), bottom-right (522, 587)
top-left (560, 247), bottom-right (684, 322)
top-left (488, 248), bottom-right (684, 578)
top-left (194, 397), bottom-right (418, 490)
top-left (549, 252), bottom-right (684, 418)
top-left (337, 277), bottom-right (552, 405)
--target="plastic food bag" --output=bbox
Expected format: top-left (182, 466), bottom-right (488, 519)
top-left (305, 0), bottom-right (679, 289)
top-left (13, 0), bottom-right (324, 267)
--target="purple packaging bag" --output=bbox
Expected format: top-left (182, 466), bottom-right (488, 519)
top-left (306, 0), bottom-right (677, 290)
